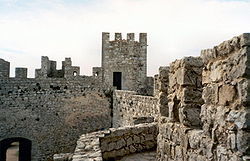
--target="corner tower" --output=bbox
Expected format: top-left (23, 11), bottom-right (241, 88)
top-left (101, 32), bottom-right (147, 93)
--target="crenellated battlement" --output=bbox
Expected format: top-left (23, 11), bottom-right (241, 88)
top-left (102, 32), bottom-right (147, 44)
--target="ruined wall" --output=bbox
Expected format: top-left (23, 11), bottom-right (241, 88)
top-left (154, 74), bottom-right (160, 96)
top-left (199, 33), bottom-right (250, 160)
top-left (0, 58), bottom-right (10, 78)
top-left (145, 76), bottom-right (154, 96)
top-left (101, 33), bottom-right (148, 94)
top-left (69, 123), bottom-right (157, 161)
top-left (168, 57), bottom-right (203, 127)
top-left (157, 66), bottom-right (169, 117)
top-left (157, 34), bottom-right (250, 161)
top-left (157, 56), bottom-right (203, 161)
top-left (113, 90), bottom-right (158, 128)
top-left (63, 58), bottom-right (80, 78)
top-left (92, 67), bottom-right (103, 82)
top-left (0, 77), bottom-right (112, 161)
top-left (35, 57), bottom-right (80, 78)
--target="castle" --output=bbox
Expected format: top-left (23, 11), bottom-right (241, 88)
top-left (0, 33), bottom-right (250, 161)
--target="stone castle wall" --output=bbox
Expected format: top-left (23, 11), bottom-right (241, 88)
top-left (1, 33), bottom-right (250, 161)
top-left (0, 76), bottom-right (103, 95)
top-left (0, 76), bottom-right (112, 161)
top-left (113, 90), bottom-right (158, 128)
top-left (157, 33), bottom-right (250, 161)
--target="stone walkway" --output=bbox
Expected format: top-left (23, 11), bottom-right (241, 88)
top-left (6, 145), bottom-right (19, 161)
top-left (119, 151), bottom-right (156, 161)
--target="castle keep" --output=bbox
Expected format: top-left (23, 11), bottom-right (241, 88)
top-left (0, 33), bottom-right (250, 161)
top-left (101, 33), bottom-right (149, 94)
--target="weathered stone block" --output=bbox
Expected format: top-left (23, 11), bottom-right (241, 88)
top-left (175, 146), bottom-right (183, 160)
top-left (158, 66), bottom-right (169, 93)
top-left (243, 155), bottom-right (250, 161)
top-left (218, 84), bottom-right (237, 106)
top-left (240, 33), bottom-right (250, 47)
top-left (179, 105), bottom-right (201, 127)
top-left (158, 92), bottom-right (169, 117)
top-left (238, 78), bottom-right (250, 105)
top-left (237, 130), bottom-right (250, 155)
top-left (202, 84), bottom-right (218, 105)
top-left (188, 130), bottom-right (203, 149)
top-left (53, 153), bottom-right (73, 161)
top-left (227, 131), bottom-right (237, 150)
top-left (227, 47), bottom-right (250, 80)
top-left (226, 110), bottom-right (250, 130)
top-left (181, 87), bottom-right (203, 104)
top-left (182, 67), bottom-right (203, 87)
top-left (163, 141), bottom-right (171, 156)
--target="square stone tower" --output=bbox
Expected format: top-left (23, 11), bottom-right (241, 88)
top-left (101, 32), bottom-right (147, 92)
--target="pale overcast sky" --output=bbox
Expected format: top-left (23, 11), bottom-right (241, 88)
top-left (0, 0), bottom-right (250, 77)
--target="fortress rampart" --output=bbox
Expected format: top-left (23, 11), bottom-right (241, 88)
top-left (1, 33), bottom-right (250, 161)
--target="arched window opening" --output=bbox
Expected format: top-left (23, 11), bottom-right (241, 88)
top-left (0, 137), bottom-right (31, 161)
top-left (73, 71), bottom-right (77, 76)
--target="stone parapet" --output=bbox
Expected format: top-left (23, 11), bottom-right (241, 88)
top-left (71, 123), bottom-right (157, 161)
top-left (113, 90), bottom-right (158, 128)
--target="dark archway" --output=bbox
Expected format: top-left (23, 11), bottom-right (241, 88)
top-left (0, 137), bottom-right (31, 161)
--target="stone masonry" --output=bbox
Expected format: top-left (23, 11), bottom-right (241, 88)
top-left (0, 56), bottom-right (113, 161)
top-left (15, 67), bottom-right (28, 78)
top-left (0, 58), bottom-right (10, 78)
top-left (157, 33), bottom-right (250, 161)
top-left (168, 57), bottom-right (203, 127)
top-left (35, 56), bottom-right (80, 78)
top-left (200, 33), bottom-right (250, 160)
top-left (157, 66), bottom-right (169, 117)
top-left (1, 32), bottom-right (250, 161)
top-left (62, 123), bottom-right (157, 161)
top-left (101, 33), bottom-right (152, 94)
top-left (113, 90), bottom-right (158, 128)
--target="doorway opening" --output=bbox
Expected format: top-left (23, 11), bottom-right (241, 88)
top-left (113, 72), bottom-right (122, 90)
top-left (0, 137), bottom-right (31, 161)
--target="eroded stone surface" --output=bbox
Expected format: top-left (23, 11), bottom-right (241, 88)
top-left (157, 34), bottom-right (250, 161)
